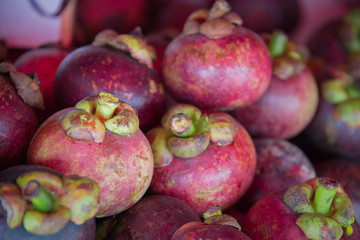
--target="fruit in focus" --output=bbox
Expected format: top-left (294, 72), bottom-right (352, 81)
top-left (27, 92), bottom-right (154, 217)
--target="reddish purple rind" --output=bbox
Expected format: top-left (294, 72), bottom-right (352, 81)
top-left (76, 0), bottom-right (148, 45)
top-left (307, 19), bottom-right (348, 65)
top-left (27, 108), bottom-right (154, 217)
top-left (0, 76), bottom-right (39, 171)
top-left (305, 97), bottom-right (360, 160)
top-left (54, 45), bottom-right (165, 131)
top-left (107, 195), bottom-right (200, 240)
top-left (232, 67), bottom-right (318, 139)
top-left (239, 138), bottom-right (316, 211)
top-left (162, 26), bottom-right (272, 110)
top-left (171, 222), bottom-right (251, 240)
top-left (230, 0), bottom-right (300, 34)
top-left (150, 121), bottom-right (256, 216)
top-left (243, 188), bottom-right (360, 240)
top-left (14, 46), bottom-right (68, 123)
top-left (243, 190), bottom-right (314, 239)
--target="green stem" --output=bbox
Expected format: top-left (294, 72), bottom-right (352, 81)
top-left (94, 92), bottom-right (120, 120)
top-left (313, 178), bottom-right (338, 215)
top-left (342, 9), bottom-right (360, 53)
top-left (203, 205), bottom-right (222, 219)
top-left (22, 180), bottom-right (56, 213)
top-left (268, 31), bottom-right (288, 57)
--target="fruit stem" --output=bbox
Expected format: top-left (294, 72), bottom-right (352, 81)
top-left (312, 178), bottom-right (338, 215)
top-left (343, 9), bottom-right (360, 53)
top-left (22, 180), bottom-right (56, 213)
top-left (268, 31), bottom-right (288, 57)
top-left (94, 92), bottom-right (120, 121)
top-left (169, 113), bottom-right (196, 137)
top-left (203, 205), bottom-right (223, 219)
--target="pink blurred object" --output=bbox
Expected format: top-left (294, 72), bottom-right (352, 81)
top-left (0, 0), bottom-right (74, 49)
top-left (292, 0), bottom-right (348, 44)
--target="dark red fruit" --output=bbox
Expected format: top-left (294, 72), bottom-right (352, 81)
top-left (147, 103), bottom-right (256, 216)
top-left (106, 195), bottom-right (200, 240)
top-left (27, 92), bottom-right (154, 217)
top-left (307, 8), bottom-right (360, 65)
top-left (54, 29), bottom-right (166, 131)
top-left (14, 45), bottom-right (69, 123)
top-left (146, 0), bottom-right (212, 32)
top-left (74, 0), bottom-right (148, 45)
top-left (232, 31), bottom-right (318, 139)
top-left (145, 29), bottom-right (179, 75)
top-left (171, 206), bottom-right (251, 240)
top-left (162, 0), bottom-right (272, 110)
top-left (243, 177), bottom-right (359, 239)
top-left (315, 158), bottom-right (360, 223)
top-left (229, 0), bottom-right (300, 34)
top-left (239, 138), bottom-right (316, 210)
top-left (305, 66), bottom-right (360, 160)
top-left (0, 164), bottom-right (99, 240)
top-left (0, 62), bottom-right (43, 171)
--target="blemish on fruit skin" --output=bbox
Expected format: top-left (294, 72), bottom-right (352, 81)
top-left (248, 78), bottom-right (259, 90)
top-left (91, 80), bottom-right (98, 93)
top-left (148, 79), bottom-right (157, 94)
top-left (166, 179), bottom-right (174, 187)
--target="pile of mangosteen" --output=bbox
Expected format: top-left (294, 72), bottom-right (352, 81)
top-left (1, 0), bottom-right (360, 239)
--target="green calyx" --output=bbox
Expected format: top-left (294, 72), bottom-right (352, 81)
top-left (268, 31), bottom-right (288, 57)
top-left (320, 69), bottom-right (360, 104)
top-left (320, 71), bottom-right (360, 127)
top-left (61, 92), bottom-right (139, 143)
top-left (283, 177), bottom-right (355, 240)
top-left (340, 8), bottom-right (360, 54)
top-left (335, 99), bottom-right (360, 127)
top-left (148, 104), bottom-right (238, 166)
top-left (202, 205), bottom-right (241, 231)
top-left (265, 31), bottom-right (307, 80)
top-left (92, 28), bottom-right (156, 69)
top-left (0, 171), bottom-right (100, 236)
top-left (183, 0), bottom-right (243, 39)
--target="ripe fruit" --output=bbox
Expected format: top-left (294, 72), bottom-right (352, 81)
top-left (0, 62), bottom-right (43, 171)
top-left (54, 28), bottom-right (166, 131)
top-left (147, 103), bottom-right (256, 215)
top-left (27, 92), bottom-right (154, 217)
top-left (232, 31), bottom-right (319, 139)
top-left (14, 44), bottom-right (69, 122)
top-left (243, 177), bottom-right (359, 239)
top-left (162, 0), bottom-right (272, 110)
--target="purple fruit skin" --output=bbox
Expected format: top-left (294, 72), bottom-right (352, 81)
top-left (239, 138), bottom-right (316, 210)
top-left (315, 159), bottom-right (360, 223)
top-left (162, 27), bottom-right (272, 110)
top-left (243, 190), bottom-right (360, 240)
top-left (14, 46), bottom-right (68, 123)
top-left (54, 45), bottom-right (166, 131)
top-left (307, 19), bottom-right (347, 65)
top-left (149, 122), bottom-right (256, 216)
top-left (171, 222), bottom-right (251, 240)
top-left (0, 77), bottom-right (39, 171)
top-left (305, 97), bottom-right (360, 160)
top-left (232, 67), bottom-right (319, 139)
top-left (0, 165), bottom-right (96, 240)
top-left (229, 0), bottom-right (300, 34)
top-left (106, 195), bottom-right (200, 240)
